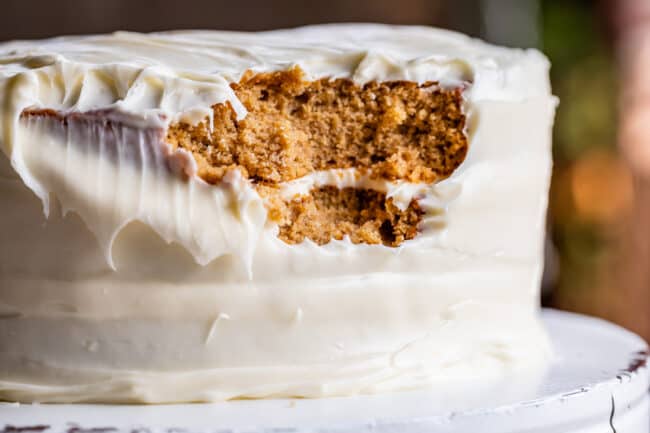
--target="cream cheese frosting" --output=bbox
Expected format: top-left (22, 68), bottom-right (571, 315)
top-left (0, 24), bottom-right (557, 403)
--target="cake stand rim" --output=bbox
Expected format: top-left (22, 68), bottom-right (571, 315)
top-left (0, 308), bottom-right (648, 433)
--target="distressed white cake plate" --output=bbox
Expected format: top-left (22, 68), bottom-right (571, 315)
top-left (1, 309), bottom-right (648, 433)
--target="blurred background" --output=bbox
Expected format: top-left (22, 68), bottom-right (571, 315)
top-left (1, 0), bottom-right (648, 340)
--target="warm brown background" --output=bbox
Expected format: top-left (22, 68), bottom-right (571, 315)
top-left (1, 0), bottom-right (648, 341)
top-left (0, 0), bottom-right (481, 41)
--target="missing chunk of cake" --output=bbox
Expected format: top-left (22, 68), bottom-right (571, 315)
top-left (22, 62), bottom-right (467, 248)
top-left (166, 66), bottom-right (467, 246)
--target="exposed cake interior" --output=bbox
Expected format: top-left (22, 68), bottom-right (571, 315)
top-left (166, 67), bottom-right (467, 247)
top-left (167, 67), bottom-right (467, 185)
top-left (21, 67), bottom-right (467, 248)
top-left (262, 186), bottom-right (424, 246)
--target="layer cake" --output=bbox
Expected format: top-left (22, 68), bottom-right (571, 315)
top-left (0, 24), bottom-right (556, 403)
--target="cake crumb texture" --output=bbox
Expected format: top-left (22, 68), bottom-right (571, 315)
top-left (167, 67), bottom-right (467, 185)
top-left (265, 186), bottom-right (423, 247)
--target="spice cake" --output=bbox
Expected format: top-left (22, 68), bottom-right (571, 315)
top-left (0, 24), bottom-right (556, 403)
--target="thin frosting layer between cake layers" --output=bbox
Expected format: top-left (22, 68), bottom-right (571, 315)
top-left (0, 24), bottom-right (557, 402)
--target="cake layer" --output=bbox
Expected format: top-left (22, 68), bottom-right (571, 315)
top-left (0, 24), bottom-right (556, 403)
top-left (168, 67), bottom-right (467, 185)
top-left (272, 186), bottom-right (423, 246)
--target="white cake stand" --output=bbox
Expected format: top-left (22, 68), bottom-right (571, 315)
top-left (1, 309), bottom-right (648, 433)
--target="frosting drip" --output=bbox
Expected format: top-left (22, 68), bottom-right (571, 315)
top-left (17, 111), bottom-right (266, 271)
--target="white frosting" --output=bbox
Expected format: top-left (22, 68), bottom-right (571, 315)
top-left (0, 24), bottom-right (557, 403)
top-left (276, 168), bottom-right (458, 212)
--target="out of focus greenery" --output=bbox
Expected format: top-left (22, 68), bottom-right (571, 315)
top-left (542, 0), bottom-right (631, 311)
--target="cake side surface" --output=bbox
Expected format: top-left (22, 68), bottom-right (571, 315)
top-left (0, 24), bottom-right (556, 403)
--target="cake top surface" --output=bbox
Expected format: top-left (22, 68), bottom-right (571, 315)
top-left (0, 24), bottom-right (549, 126)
